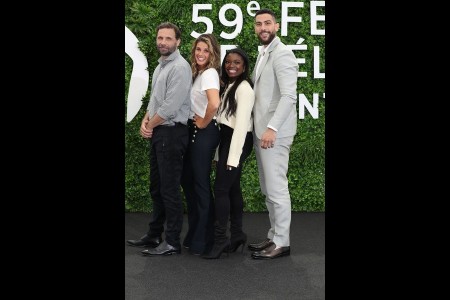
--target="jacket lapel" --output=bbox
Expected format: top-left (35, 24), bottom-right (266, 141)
top-left (254, 37), bottom-right (280, 83)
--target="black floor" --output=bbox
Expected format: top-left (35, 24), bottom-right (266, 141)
top-left (125, 212), bottom-right (324, 300)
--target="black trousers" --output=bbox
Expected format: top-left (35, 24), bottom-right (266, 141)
top-left (147, 123), bottom-right (188, 248)
top-left (181, 119), bottom-right (220, 253)
top-left (213, 124), bottom-right (253, 235)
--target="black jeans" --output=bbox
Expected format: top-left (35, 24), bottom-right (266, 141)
top-left (214, 124), bottom-right (253, 236)
top-left (181, 119), bottom-right (220, 253)
top-left (147, 123), bottom-right (188, 248)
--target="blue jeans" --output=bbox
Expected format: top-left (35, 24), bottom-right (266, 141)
top-left (181, 119), bottom-right (220, 254)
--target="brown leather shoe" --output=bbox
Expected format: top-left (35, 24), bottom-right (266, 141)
top-left (251, 243), bottom-right (276, 255)
top-left (251, 245), bottom-right (290, 259)
top-left (248, 238), bottom-right (274, 251)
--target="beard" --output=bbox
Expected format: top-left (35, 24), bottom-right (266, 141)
top-left (157, 44), bottom-right (177, 56)
top-left (258, 31), bottom-right (276, 45)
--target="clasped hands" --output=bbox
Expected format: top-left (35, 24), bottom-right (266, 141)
top-left (140, 119), bottom-right (153, 139)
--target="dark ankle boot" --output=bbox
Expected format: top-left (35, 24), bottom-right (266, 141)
top-left (229, 232), bottom-right (247, 253)
top-left (201, 239), bottom-right (230, 259)
top-left (202, 222), bottom-right (230, 259)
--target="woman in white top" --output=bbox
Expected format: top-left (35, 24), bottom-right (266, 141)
top-left (181, 33), bottom-right (221, 255)
top-left (202, 48), bottom-right (255, 259)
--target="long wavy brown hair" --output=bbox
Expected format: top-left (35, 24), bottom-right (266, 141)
top-left (190, 33), bottom-right (221, 81)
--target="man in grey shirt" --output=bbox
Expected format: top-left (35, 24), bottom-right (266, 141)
top-left (127, 22), bottom-right (191, 256)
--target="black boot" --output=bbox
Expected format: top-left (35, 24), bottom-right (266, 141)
top-left (229, 211), bottom-right (246, 253)
top-left (202, 222), bottom-right (230, 259)
top-left (229, 232), bottom-right (247, 253)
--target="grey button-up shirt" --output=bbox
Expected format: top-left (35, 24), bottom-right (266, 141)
top-left (147, 49), bottom-right (191, 126)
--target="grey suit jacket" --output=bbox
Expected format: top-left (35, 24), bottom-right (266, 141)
top-left (251, 36), bottom-right (298, 139)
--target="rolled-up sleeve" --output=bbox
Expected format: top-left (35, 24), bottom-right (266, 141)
top-left (157, 64), bottom-right (191, 121)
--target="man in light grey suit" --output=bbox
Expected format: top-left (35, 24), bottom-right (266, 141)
top-left (248, 9), bottom-right (299, 260)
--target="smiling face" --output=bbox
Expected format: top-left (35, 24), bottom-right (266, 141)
top-left (194, 41), bottom-right (210, 70)
top-left (224, 53), bottom-right (245, 82)
top-left (254, 13), bottom-right (279, 45)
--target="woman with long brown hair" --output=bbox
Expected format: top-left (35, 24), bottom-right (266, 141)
top-left (181, 33), bottom-right (221, 256)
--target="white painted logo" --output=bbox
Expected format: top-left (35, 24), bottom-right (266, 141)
top-left (125, 26), bottom-right (149, 122)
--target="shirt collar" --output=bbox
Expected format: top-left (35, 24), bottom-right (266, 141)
top-left (262, 36), bottom-right (278, 54)
top-left (158, 49), bottom-right (180, 65)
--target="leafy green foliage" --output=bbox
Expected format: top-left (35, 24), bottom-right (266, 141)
top-left (125, 0), bottom-right (325, 212)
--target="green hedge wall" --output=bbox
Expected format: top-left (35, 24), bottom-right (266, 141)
top-left (125, 0), bottom-right (325, 212)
